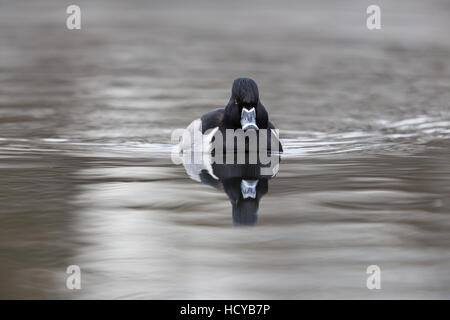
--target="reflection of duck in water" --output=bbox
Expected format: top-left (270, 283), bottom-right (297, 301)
top-left (182, 159), bottom-right (279, 226)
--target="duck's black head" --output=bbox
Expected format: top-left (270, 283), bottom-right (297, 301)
top-left (232, 78), bottom-right (259, 107)
top-left (224, 78), bottom-right (269, 130)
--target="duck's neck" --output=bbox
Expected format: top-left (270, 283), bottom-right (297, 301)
top-left (223, 105), bottom-right (242, 129)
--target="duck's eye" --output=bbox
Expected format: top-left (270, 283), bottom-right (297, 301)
top-left (234, 100), bottom-right (238, 105)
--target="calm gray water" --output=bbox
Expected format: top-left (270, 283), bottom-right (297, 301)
top-left (1, 0), bottom-right (449, 299)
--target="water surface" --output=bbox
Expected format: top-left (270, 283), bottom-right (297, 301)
top-left (1, 0), bottom-right (450, 299)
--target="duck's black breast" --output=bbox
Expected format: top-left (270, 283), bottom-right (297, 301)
top-left (199, 108), bottom-right (282, 152)
top-left (200, 108), bottom-right (225, 134)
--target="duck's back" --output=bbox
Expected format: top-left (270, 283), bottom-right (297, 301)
top-left (200, 108), bottom-right (224, 134)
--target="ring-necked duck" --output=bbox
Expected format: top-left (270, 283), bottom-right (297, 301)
top-left (181, 78), bottom-right (282, 153)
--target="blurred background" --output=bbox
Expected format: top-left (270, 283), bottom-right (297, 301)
top-left (0, 0), bottom-right (449, 298)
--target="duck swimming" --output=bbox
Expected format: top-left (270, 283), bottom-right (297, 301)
top-left (180, 77), bottom-right (282, 154)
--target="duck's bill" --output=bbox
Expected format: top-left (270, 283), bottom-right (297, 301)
top-left (241, 179), bottom-right (258, 199)
top-left (241, 107), bottom-right (259, 130)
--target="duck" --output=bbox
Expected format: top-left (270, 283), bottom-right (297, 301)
top-left (180, 77), bottom-right (282, 154)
